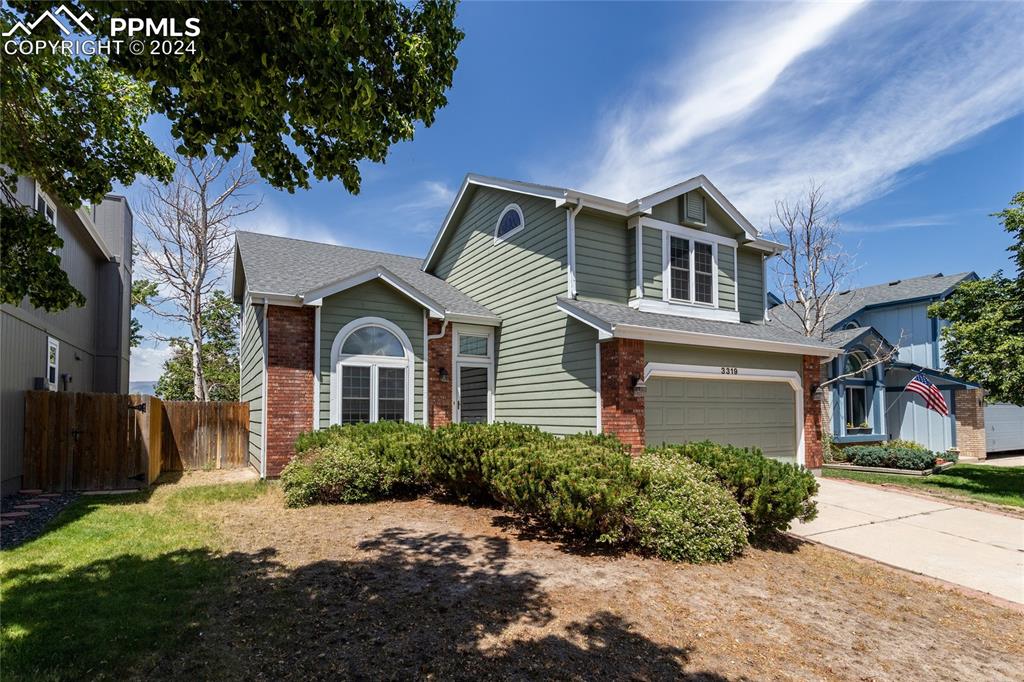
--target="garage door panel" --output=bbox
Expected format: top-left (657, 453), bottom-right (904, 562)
top-left (646, 377), bottom-right (798, 462)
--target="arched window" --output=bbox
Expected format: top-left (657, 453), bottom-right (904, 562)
top-left (494, 204), bottom-right (525, 241)
top-left (330, 318), bottom-right (414, 425)
top-left (846, 350), bottom-right (867, 375)
top-left (843, 320), bottom-right (860, 330)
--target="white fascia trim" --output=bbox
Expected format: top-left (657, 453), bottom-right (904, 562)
top-left (301, 267), bottom-right (445, 319)
top-left (643, 362), bottom-right (805, 466)
top-left (640, 216), bottom-right (739, 248)
top-left (422, 174), bottom-right (637, 272)
top-left (248, 291), bottom-right (304, 307)
top-left (633, 298), bottom-right (741, 323)
top-left (633, 175), bottom-right (759, 240)
top-left (444, 312), bottom-right (502, 326)
top-left (313, 306), bottom-right (321, 430)
top-left (746, 237), bottom-right (787, 254)
top-left (615, 324), bottom-right (839, 357)
top-left (556, 300), bottom-right (613, 340)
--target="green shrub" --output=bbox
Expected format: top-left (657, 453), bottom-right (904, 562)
top-left (844, 445), bottom-right (936, 470)
top-left (281, 421), bottom-right (431, 507)
top-left (483, 434), bottom-right (639, 543)
top-left (651, 441), bottom-right (818, 538)
top-left (630, 453), bottom-right (748, 562)
top-left (424, 422), bottom-right (553, 499)
top-left (941, 449), bottom-right (960, 463)
top-left (886, 439), bottom-right (930, 454)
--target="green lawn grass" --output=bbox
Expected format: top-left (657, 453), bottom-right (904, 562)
top-left (0, 481), bottom-right (268, 681)
top-left (823, 463), bottom-right (1024, 508)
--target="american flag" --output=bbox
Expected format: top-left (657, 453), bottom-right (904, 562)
top-left (906, 373), bottom-right (948, 416)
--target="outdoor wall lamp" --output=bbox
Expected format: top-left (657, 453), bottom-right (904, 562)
top-left (811, 383), bottom-right (824, 401)
top-left (631, 376), bottom-right (646, 398)
top-left (438, 367), bottom-right (449, 383)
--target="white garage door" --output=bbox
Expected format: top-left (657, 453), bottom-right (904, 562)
top-left (646, 377), bottom-right (798, 462)
top-left (985, 404), bottom-right (1024, 453)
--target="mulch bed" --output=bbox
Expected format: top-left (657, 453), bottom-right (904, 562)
top-left (1, 490), bottom-right (79, 550)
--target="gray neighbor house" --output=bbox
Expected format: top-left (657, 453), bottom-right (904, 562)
top-left (1, 177), bottom-right (133, 495)
top-left (232, 174), bottom-right (840, 478)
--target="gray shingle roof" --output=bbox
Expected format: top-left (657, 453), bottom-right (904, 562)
top-left (768, 272), bottom-right (975, 334)
top-left (233, 231), bottom-right (497, 320)
top-left (557, 297), bottom-right (837, 353)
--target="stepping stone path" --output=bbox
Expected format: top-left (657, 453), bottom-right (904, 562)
top-left (1, 489), bottom-right (78, 550)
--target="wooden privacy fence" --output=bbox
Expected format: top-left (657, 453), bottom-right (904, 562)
top-left (159, 400), bottom-right (248, 472)
top-left (23, 392), bottom-right (249, 492)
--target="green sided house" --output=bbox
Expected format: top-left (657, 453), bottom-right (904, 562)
top-left (232, 174), bottom-right (840, 477)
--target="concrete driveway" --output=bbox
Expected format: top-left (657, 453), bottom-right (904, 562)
top-left (792, 478), bottom-right (1024, 604)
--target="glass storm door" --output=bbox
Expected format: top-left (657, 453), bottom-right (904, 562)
top-left (455, 365), bottom-right (489, 424)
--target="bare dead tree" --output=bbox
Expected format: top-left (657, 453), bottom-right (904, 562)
top-left (135, 151), bottom-right (261, 400)
top-left (769, 181), bottom-right (853, 340)
top-left (769, 181), bottom-right (899, 382)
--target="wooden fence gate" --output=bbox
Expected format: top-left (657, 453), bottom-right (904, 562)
top-left (23, 392), bottom-right (250, 492)
top-left (22, 391), bottom-right (152, 492)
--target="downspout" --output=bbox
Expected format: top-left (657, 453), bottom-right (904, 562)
top-left (425, 317), bottom-right (450, 428)
top-left (761, 253), bottom-right (768, 322)
top-left (566, 200), bottom-right (584, 298)
top-left (260, 297), bottom-right (269, 479)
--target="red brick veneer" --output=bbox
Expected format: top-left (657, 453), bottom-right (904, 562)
top-left (265, 305), bottom-right (315, 477)
top-left (427, 319), bottom-right (453, 428)
top-left (802, 355), bottom-right (824, 469)
top-left (600, 338), bottom-right (645, 453)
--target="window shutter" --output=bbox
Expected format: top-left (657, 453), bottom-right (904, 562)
top-left (685, 192), bottom-right (705, 224)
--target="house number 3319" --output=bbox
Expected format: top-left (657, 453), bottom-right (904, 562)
top-left (720, 367), bottom-right (738, 375)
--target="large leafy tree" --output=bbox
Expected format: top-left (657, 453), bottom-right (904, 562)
top-left (929, 192), bottom-right (1024, 405)
top-left (156, 291), bottom-right (239, 402)
top-left (2, 0), bottom-right (462, 310)
top-left (0, 204), bottom-right (87, 310)
top-left (67, 0), bottom-right (463, 194)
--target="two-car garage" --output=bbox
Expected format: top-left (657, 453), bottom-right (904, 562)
top-left (646, 376), bottom-right (799, 462)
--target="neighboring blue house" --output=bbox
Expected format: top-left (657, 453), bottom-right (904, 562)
top-left (769, 273), bottom-right (987, 458)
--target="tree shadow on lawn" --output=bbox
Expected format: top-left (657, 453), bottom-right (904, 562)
top-left (2, 528), bottom-right (732, 681)
top-left (931, 465), bottom-right (1024, 501)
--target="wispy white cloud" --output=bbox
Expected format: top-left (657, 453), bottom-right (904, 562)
top-left (129, 344), bottom-right (173, 382)
top-left (572, 2), bottom-right (1024, 229)
top-left (235, 201), bottom-right (344, 245)
top-left (840, 214), bottom-right (954, 234)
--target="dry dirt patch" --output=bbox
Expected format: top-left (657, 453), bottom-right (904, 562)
top-left (155, 487), bottom-right (1023, 681)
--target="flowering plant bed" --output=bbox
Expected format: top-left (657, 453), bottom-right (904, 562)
top-left (822, 461), bottom-right (956, 477)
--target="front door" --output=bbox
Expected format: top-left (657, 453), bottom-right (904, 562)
top-left (455, 364), bottom-right (489, 423)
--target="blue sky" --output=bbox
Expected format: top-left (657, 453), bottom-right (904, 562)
top-left (129, 1), bottom-right (1024, 380)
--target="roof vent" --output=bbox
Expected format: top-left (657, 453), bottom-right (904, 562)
top-left (933, 273), bottom-right (943, 278)
top-left (839, 290), bottom-right (850, 296)
top-left (888, 280), bottom-right (901, 286)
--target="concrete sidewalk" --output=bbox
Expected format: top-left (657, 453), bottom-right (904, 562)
top-left (792, 478), bottom-right (1024, 604)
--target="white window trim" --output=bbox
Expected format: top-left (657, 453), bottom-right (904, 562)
top-left (452, 324), bottom-right (495, 423)
top-left (35, 185), bottom-right (56, 225)
top-left (46, 336), bottom-right (59, 391)
top-left (644, 362), bottom-right (805, 467)
top-left (329, 317), bottom-right (415, 424)
top-left (493, 203), bottom-right (525, 243)
top-left (662, 230), bottom-right (719, 308)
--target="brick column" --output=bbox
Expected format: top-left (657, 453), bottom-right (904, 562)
top-left (600, 338), bottom-right (645, 454)
top-left (427, 319), bottom-right (453, 428)
top-left (954, 389), bottom-right (986, 460)
top-left (802, 355), bottom-right (824, 469)
top-left (266, 305), bottom-right (315, 477)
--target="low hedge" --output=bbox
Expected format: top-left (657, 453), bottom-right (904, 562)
top-left (842, 445), bottom-right (936, 471)
top-left (281, 424), bottom-right (820, 563)
top-left (630, 453), bottom-right (748, 563)
top-left (648, 441), bottom-right (818, 538)
top-left (484, 436), bottom-right (639, 543)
